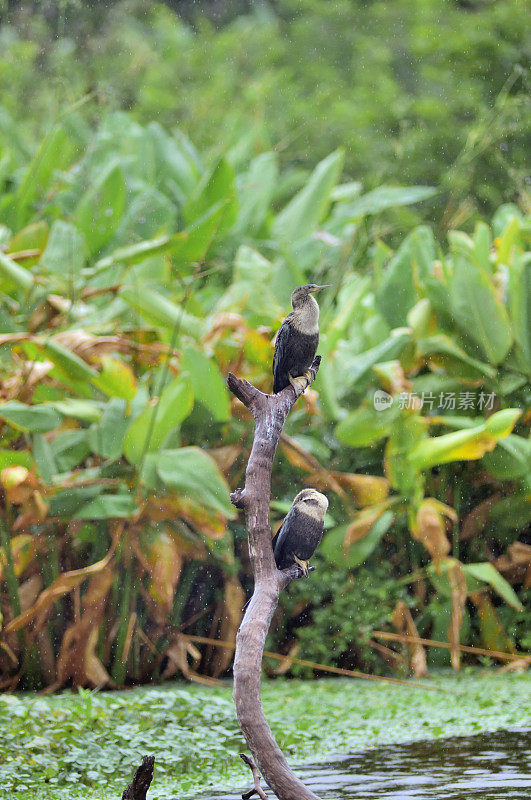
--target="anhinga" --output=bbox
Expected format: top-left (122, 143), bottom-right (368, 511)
top-left (272, 488), bottom-right (328, 576)
top-left (272, 284), bottom-right (329, 394)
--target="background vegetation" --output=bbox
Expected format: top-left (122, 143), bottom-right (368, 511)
top-left (0, 0), bottom-right (529, 692)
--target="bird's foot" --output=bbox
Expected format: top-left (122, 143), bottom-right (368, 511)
top-left (293, 555), bottom-right (310, 577)
top-left (288, 373), bottom-right (309, 398)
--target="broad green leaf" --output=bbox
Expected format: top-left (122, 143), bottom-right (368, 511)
top-left (0, 401), bottom-right (62, 433)
top-left (92, 356), bottom-right (137, 401)
top-left (376, 237), bottom-right (417, 327)
top-left (410, 409), bottom-right (521, 470)
top-left (463, 562), bottom-right (523, 610)
top-left (0, 450), bottom-right (33, 470)
top-left (416, 334), bottom-right (496, 380)
top-left (341, 185), bottom-right (436, 219)
top-left (123, 376), bottom-right (194, 465)
top-left (94, 232), bottom-right (188, 272)
top-left (482, 434), bottom-right (530, 480)
top-left (175, 202), bottom-right (228, 265)
top-left (49, 430), bottom-right (91, 473)
top-left (48, 485), bottom-right (105, 517)
top-left (181, 345), bottom-right (229, 421)
top-left (119, 286), bottom-right (203, 338)
top-left (40, 339), bottom-right (98, 381)
top-left (509, 255), bottom-right (531, 373)
top-left (473, 222), bottom-right (493, 273)
top-left (49, 399), bottom-right (102, 423)
top-left (8, 221), bottom-right (49, 267)
top-left (496, 215), bottom-right (520, 267)
top-left (234, 152), bottom-right (278, 235)
top-left (145, 447), bottom-right (236, 518)
top-left (340, 331), bottom-right (411, 386)
top-left (449, 255), bottom-right (512, 364)
top-left (88, 399), bottom-right (129, 461)
top-left (33, 434), bottom-right (57, 483)
top-left (0, 250), bottom-right (33, 293)
top-left (335, 401), bottom-right (400, 447)
top-left (273, 149), bottom-right (344, 241)
top-left (321, 510), bottom-right (394, 569)
top-left (40, 221), bottom-right (86, 280)
top-left (75, 160), bottom-right (126, 254)
top-left (73, 493), bottom-right (137, 519)
top-left (183, 157), bottom-right (238, 233)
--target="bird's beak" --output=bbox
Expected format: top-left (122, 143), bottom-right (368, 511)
top-left (309, 284), bottom-right (331, 293)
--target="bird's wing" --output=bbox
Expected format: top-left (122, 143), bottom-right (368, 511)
top-left (272, 319), bottom-right (294, 392)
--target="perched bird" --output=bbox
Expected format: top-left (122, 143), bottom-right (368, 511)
top-left (272, 488), bottom-right (328, 576)
top-left (272, 284), bottom-right (330, 394)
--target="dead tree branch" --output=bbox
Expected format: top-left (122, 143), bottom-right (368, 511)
top-left (228, 356), bottom-right (322, 800)
top-left (240, 753), bottom-right (269, 799)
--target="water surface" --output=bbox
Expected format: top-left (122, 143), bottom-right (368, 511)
top-left (199, 728), bottom-right (530, 799)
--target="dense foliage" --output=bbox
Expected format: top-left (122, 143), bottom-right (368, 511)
top-left (0, 89), bottom-right (528, 690)
top-left (1, 0), bottom-right (528, 224)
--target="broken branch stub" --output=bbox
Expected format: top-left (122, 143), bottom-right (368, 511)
top-left (228, 357), bottom-right (322, 800)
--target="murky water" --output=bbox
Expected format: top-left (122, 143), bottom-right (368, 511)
top-left (199, 728), bottom-right (530, 799)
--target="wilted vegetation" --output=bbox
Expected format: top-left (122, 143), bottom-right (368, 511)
top-left (0, 0), bottom-right (529, 694)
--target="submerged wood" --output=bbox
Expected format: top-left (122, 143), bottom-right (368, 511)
top-left (228, 357), bottom-right (322, 800)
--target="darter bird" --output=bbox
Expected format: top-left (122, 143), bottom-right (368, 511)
top-left (272, 488), bottom-right (328, 576)
top-left (272, 284), bottom-right (330, 394)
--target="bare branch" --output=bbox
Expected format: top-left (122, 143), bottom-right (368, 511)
top-left (121, 756), bottom-right (155, 800)
top-left (240, 753), bottom-right (269, 799)
top-left (229, 357), bottom-right (322, 800)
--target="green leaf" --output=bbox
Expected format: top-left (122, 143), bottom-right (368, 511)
top-left (509, 255), bottom-right (531, 373)
top-left (94, 232), bottom-right (188, 272)
top-left (119, 286), bottom-right (203, 338)
top-left (416, 334), bottom-right (496, 380)
top-left (234, 152), bottom-right (278, 235)
top-left (0, 251), bottom-right (33, 293)
top-left (339, 331), bottom-right (411, 387)
top-left (463, 562), bottom-right (523, 611)
top-left (341, 185), bottom-right (436, 219)
top-left (88, 399), bottom-right (129, 461)
top-left (91, 356), bottom-right (137, 401)
top-left (40, 339), bottom-right (98, 381)
top-left (449, 255), bottom-right (512, 364)
top-left (32, 434), bottom-right (57, 483)
top-left (482, 434), bottom-right (530, 480)
top-left (175, 202), bottom-right (228, 265)
top-left (49, 430), bottom-right (90, 473)
top-left (73, 493), bottom-right (137, 519)
top-left (145, 447), bottom-right (236, 518)
top-left (41, 221), bottom-right (86, 280)
top-left (183, 157), bottom-right (238, 233)
top-left (75, 160), bottom-right (126, 254)
top-left (123, 376), bottom-right (194, 465)
top-left (335, 401), bottom-right (400, 447)
top-left (273, 149), bottom-right (344, 241)
top-left (0, 401), bottom-right (62, 433)
top-left (48, 485), bottom-right (104, 517)
top-left (321, 511), bottom-right (394, 568)
top-left (0, 450), bottom-right (33, 470)
top-left (48, 399), bottom-right (102, 424)
top-left (181, 345), bottom-right (229, 421)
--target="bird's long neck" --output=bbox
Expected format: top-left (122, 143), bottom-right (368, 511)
top-left (291, 295), bottom-right (319, 334)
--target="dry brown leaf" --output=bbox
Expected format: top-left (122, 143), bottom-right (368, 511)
top-left (411, 499), bottom-right (452, 564)
top-left (344, 502), bottom-right (391, 547)
top-left (447, 561), bottom-right (467, 670)
top-left (392, 600), bottom-right (428, 678)
top-left (5, 542), bottom-right (116, 634)
top-left (460, 494), bottom-right (502, 541)
top-left (333, 472), bottom-right (390, 507)
top-left (207, 445), bottom-right (241, 476)
top-left (493, 542), bottom-right (531, 588)
top-left (143, 531), bottom-right (183, 625)
top-left (54, 567), bottom-right (114, 689)
top-left (211, 575), bottom-right (245, 677)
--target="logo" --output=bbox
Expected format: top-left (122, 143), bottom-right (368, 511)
top-left (373, 390), bottom-right (393, 411)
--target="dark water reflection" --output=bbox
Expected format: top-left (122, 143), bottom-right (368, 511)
top-left (199, 728), bottom-right (530, 799)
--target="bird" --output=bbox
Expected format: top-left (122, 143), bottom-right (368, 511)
top-left (272, 488), bottom-right (328, 576)
top-left (272, 284), bottom-right (330, 394)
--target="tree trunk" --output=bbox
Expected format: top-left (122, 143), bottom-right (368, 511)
top-left (228, 358), bottom-right (322, 800)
